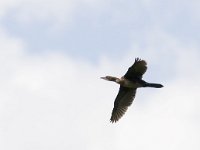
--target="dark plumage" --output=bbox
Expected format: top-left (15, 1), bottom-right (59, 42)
top-left (101, 58), bottom-right (163, 123)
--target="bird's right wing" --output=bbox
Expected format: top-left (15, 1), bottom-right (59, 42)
top-left (124, 58), bottom-right (147, 80)
top-left (110, 86), bottom-right (136, 123)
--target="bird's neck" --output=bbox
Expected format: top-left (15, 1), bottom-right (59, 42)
top-left (107, 76), bottom-right (119, 82)
top-left (115, 78), bottom-right (124, 84)
top-left (103, 76), bottom-right (126, 85)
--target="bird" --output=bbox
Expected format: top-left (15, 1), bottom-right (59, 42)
top-left (101, 58), bottom-right (163, 123)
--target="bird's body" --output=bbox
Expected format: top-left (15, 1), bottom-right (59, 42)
top-left (102, 76), bottom-right (144, 88)
top-left (101, 58), bottom-right (163, 123)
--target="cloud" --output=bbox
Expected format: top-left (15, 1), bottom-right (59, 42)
top-left (0, 27), bottom-right (117, 149)
top-left (0, 25), bottom-right (200, 150)
top-left (0, 0), bottom-right (111, 29)
top-left (0, 0), bottom-right (200, 149)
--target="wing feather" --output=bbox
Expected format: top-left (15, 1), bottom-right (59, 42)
top-left (124, 58), bottom-right (147, 80)
top-left (110, 86), bottom-right (136, 123)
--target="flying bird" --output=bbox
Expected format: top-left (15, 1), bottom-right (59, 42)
top-left (101, 58), bottom-right (163, 123)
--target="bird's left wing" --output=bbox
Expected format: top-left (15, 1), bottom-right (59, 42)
top-left (124, 58), bottom-right (147, 80)
top-left (110, 86), bottom-right (136, 123)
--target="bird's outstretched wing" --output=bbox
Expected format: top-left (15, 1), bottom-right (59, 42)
top-left (124, 58), bottom-right (147, 81)
top-left (110, 86), bottom-right (136, 123)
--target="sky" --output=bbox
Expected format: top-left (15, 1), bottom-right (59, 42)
top-left (0, 0), bottom-right (200, 150)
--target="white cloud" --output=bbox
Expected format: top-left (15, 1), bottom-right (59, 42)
top-left (0, 0), bottom-right (200, 149)
top-left (0, 26), bottom-right (200, 150)
top-left (1, 0), bottom-right (200, 31)
top-left (0, 0), bottom-right (20, 17)
top-left (0, 0), bottom-right (111, 29)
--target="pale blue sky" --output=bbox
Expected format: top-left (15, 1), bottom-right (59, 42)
top-left (0, 0), bottom-right (200, 150)
top-left (1, 0), bottom-right (199, 61)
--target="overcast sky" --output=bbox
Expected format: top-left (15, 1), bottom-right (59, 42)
top-left (0, 0), bottom-right (200, 150)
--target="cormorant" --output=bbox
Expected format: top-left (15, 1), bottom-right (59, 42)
top-left (101, 58), bottom-right (163, 123)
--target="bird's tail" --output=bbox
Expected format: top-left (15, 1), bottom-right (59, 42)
top-left (144, 82), bottom-right (163, 88)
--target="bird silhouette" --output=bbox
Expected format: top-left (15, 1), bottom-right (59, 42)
top-left (101, 58), bottom-right (163, 123)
